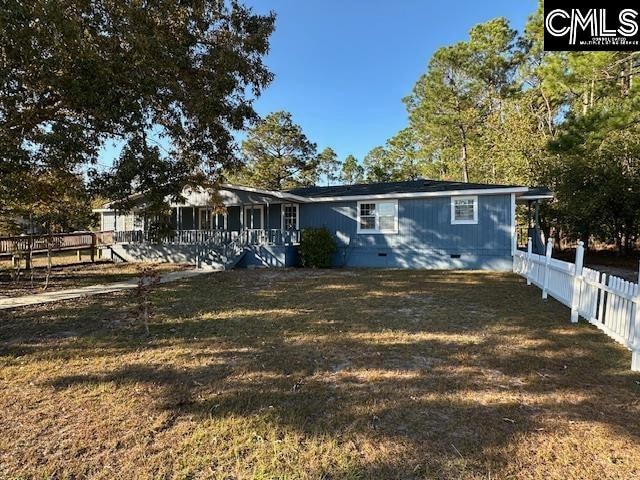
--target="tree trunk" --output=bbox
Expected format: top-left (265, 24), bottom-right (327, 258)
top-left (460, 127), bottom-right (469, 183)
top-left (541, 89), bottom-right (554, 136)
top-left (554, 229), bottom-right (562, 253)
top-left (615, 232), bottom-right (623, 256)
top-left (29, 247), bottom-right (34, 287)
top-left (581, 228), bottom-right (590, 253)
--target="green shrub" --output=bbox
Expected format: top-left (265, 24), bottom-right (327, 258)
top-left (298, 227), bottom-right (337, 268)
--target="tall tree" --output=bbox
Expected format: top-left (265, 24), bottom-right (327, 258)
top-left (518, 1), bottom-right (640, 249)
top-left (316, 147), bottom-right (341, 186)
top-left (1, 0), bottom-right (275, 216)
top-left (237, 111), bottom-right (318, 190)
top-left (363, 146), bottom-right (395, 183)
top-left (341, 155), bottom-right (364, 184)
top-left (404, 17), bottom-right (519, 182)
top-left (384, 128), bottom-right (423, 181)
top-left (362, 129), bottom-right (425, 183)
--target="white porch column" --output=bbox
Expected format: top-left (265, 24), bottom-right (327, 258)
top-left (266, 202), bottom-right (270, 244)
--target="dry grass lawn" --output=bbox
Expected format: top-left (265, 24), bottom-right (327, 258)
top-left (0, 261), bottom-right (189, 298)
top-left (1, 269), bottom-right (639, 479)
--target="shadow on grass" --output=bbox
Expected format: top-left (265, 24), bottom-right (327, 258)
top-left (2, 269), bottom-right (640, 478)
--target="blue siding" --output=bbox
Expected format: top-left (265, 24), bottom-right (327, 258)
top-left (238, 245), bottom-right (298, 268)
top-left (299, 195), bottom-right (513, 270)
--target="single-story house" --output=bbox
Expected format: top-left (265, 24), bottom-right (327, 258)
top-left (94, 179), bottom-right (552, 270)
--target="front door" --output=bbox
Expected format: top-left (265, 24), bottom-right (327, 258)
top-left (244, 205), bottom-right (264, 229)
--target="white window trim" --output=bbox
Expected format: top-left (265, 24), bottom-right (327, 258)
top-left (451, 195), bottom-right (478, 225)
top-left (356, 200), bottom-right (399, 234)
top-left (281, 203), bottom-right (299, 230)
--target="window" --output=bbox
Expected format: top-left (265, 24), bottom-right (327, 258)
top-left (357, 200), bottom-right (398, 234)
top-left (214, 213), bottom-right (227, 230)
top-left (282, 204), bottom-right (299, 230)
top-left (451, 196), bottom-right (478, 224)
top-left (199, 209), bottom-right (227, 230)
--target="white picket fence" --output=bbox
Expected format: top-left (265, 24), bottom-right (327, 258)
top-left (513, 238), bottom-right (640, 371)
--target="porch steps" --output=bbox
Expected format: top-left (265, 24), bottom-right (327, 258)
top-left (109, 242), bottom-right (246, 271)
top-left (222, 248), bottom-right (246, 270)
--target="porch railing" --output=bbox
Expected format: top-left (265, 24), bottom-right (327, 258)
top-left (114, 229), bottom-right (299, 246)
top-left (243, 229), bottom-right (300, 246)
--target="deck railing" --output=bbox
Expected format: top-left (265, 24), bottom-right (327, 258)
top-left (114, 229), bottom-right (300, 246)
top-left (0, 232), bottom-right (97, 256)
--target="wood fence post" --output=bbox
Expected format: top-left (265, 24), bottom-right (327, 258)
top-left (541, 238), bottom-right (553, 300)
top-left (25, 236), bottom-right (32, 271)
top-left (570, 241), bottom-right (585, 323)
top-left (526, 237), bottom-right (532, 286)
top-left (90, 233), bottom-right (96, 263)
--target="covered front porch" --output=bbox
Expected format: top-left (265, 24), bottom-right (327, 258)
top-left (169, 202), bottom-right (299, 240)
top-left (108, 185), bottom-right (303, 248)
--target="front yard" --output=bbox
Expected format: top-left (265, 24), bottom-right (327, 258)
top-left (1, 269), bottom-right (639, 479)
top-left (0, 261), bottom-right (189, 298)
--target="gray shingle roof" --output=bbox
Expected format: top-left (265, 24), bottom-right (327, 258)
top-left (287, 179), bottom-right (524, 198)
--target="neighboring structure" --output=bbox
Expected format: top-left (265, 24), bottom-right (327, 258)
top-left (94, 179), bottom-right (553, 270)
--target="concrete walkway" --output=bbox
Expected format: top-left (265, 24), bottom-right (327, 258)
top-left (0, 269), bottom-right (209, 311)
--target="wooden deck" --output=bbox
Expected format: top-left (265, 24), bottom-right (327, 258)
top-left (0, 232), bottom-right (114, 257)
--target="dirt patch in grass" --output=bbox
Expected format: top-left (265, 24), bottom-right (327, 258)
top-left (1, 269), bottom-right (639, 479)
top-left (0, 262), bottom-right (189, 298)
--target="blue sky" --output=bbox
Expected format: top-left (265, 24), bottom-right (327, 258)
top-left (98, 0), bottom-right (537, 169)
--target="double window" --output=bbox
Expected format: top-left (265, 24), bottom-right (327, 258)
top-left (282, 204), bottom-right (299, 230)
top-left (451, 196), bottom-right (478, 224)
top-left (199, 209), bottom-right (227, 230)
top-left (357, 200), bottom-right (398, 234)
